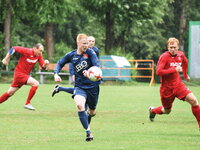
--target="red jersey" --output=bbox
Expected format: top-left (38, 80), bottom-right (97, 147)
top-left (156, 51), bottom-right (188, 88)
top-left (13, 46), bottom-right (45, 74)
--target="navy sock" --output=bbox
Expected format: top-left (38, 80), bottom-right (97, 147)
top-left (58, 87), bottom-right (74, 94)
top-left (78, 111), bottom-right (89, 130)
top-left (88, 115), bottom-right (92, 124)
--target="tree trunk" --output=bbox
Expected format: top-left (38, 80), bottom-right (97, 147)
top-left (120, 30), bottom-right (126, 53)
top-left (105, 10), bottom-right (114, 54)
top-left (179, 0), bottom-right (188, 51)
top-left (4, 0), bottom-right (12, 52)
top-left (44, 23), bottom-right (54, 61)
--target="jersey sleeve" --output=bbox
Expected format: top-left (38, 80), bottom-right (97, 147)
top-left (38, 54), bottom-right (45, 69)
top-left (182, 53), bottom-right (189, 80)
top-left (88, 49), bottom-right (100, 67)
top-left (54, 52), bottom-right (71, 74)
top-left (69, 63), bottom-right (75, 76)
top-left (92, 47), bottom-right (100, 58)
top-left (13, 46), bottom-right (34, 55)
top-left (156, 54), bottom-right (176, 76)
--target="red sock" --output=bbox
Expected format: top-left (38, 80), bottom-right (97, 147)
top-left (25, 86), bottom-right (38, 105)
top-left (192, 105), bottom-right (200, 128)
top-left (152, 106), bottom-right (163, 114)
top-left (0, 92), bottom-right (10, 103)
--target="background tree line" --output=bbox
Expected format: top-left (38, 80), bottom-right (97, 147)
top-left (0, 0), bottom-right (199, 70)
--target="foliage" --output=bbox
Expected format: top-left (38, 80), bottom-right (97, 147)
top-left (26, 0), bottom-right (75, 25)
top-left (53, 42), bottom-right (73, 63)
top-left (79, 0), bottom-right (174, 59)
top-left (1, 0), bottom-right (200, 67)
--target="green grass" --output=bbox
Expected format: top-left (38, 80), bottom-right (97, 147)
top-left (0, 83), bottom-right (200, 150)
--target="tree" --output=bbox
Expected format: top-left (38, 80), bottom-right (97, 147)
top-left (26, 0), bottom-right (74, 61)
top-left (4, 0), bottom-right (12, 51)
top-left (79, 0), bottom-right (173, 55)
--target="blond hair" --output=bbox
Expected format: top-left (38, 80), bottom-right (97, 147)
top-left (76, 33), bottom-right (88, 43)
top-left (34, 43), bottom-right (43, 49)
top-left (167, 37), bottom-right (179, 46)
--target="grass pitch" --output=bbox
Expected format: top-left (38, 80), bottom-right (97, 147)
top-left (0, 83), bottom-right (200, 150)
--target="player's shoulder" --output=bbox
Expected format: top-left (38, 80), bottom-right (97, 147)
top-left (92, 46), bottom-right (99, 51)
top-left (160, 51), bottom-right (169, 59)
top-left (177, 50), bottom-right (185, 56)
top-left (86, 48), bottom-right (96, 54)
top-left (13, 46), bottom-right (31, 51)
top-left (64, 49), bottom-right (76, 56)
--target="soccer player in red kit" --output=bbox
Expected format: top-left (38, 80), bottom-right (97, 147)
top-left (1, 43), bottom-right (49, 110)
top-left (149, 37), bottom-right (200, 129)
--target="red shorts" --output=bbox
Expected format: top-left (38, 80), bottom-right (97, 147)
top-left (160, 82), bottom-right (191, 109)
top-left (11, 72), bottom-right (30, 88)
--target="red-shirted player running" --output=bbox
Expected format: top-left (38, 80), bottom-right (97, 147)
top-left (149, 37), bottom-right (200, 130)
top-left (1, 43), bottom-right (49, 110)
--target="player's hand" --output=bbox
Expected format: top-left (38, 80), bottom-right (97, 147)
top-left (185, 75), bottom-right (190, 82)
top-left (175, 66), bottom-right (182, 72)
top-left (72, 75), bottom-right (75, 82)
top-left (54, 74), bottom-right (62, 82)
top-left (83, 70), bottom-right (89, 78)
top-left (44, 60), bottom-right (49, 65)
top-left (2, 58), bottom-right (8, 65)
top-left (43, 60), bottom-right (49, 70)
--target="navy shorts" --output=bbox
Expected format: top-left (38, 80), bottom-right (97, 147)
top-left (73, 86), bottom-right (100, 110)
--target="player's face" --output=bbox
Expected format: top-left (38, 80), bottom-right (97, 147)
top-left (34, 45), bottom-right (44, 56)
top-left (78, 38), bottom-right (88, 53)
top-left (88, 37), bottom-right (95, 48)
top-left (168, 42), bottom-right (179, 56)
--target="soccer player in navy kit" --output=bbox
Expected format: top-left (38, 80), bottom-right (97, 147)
top-left (52, 36), bottom-right (100, 97)
top-left (54, 34), bottom-right (101, 141)
top-left (149, 37), bottom-right (200, 129)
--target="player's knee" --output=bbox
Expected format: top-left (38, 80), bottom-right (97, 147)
top-left (189, 99), bottom-right (198, 106)
top-left (33, 81), bottom-right (39, 87)
top-left (77, 104), bottom-right (85, 111)
top-left (7, 91), bottom-right (15, 96)
top-left (89, 113), bottom-right (96, 117)
top-left (163, 109), bottom-right (171, 114)
top-left (88, 110), bottom-right (96, 117)
top-left (185, 98), bottom-right (198, 106)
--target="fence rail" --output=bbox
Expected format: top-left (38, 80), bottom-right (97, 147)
top-left (100, 59), bottom-right (155, 86)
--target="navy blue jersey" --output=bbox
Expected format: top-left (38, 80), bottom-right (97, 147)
top-left (54, 48), bottom-right (101, 89)
top-left (66, 46), bottom-right (99, 77)
top-left (69, 63), bottom-right (74, 76)
top-left (92, 46), bottom-right (99, 58)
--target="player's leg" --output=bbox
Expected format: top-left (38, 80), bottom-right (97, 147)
top-left (52, 84), bottom-right (74, 97)
top-left (86, 86), bottom-right (99, 124)
top-left (24, 77), bottom-right (39, 110)
top-left (74, 93), bottom-right (93, 141)
top-left (175, 84), bottom-right (200, 128)
top-left (87, 109), bottom-right (96, 124)
top-left (149, 96), bottom-right (174, 121)
top-left (0, 87), bottom-right (19, 103)
top-left (149, 87), bottom-right (174, 121)
top-left (0, 73), bottom-right (21, 104)
top-left (184, 93), bottom-right (200, 128)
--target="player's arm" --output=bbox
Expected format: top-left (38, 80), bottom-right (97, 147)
top-left (54, 53), bottom-right (70, 82)
top-left (182, 54), bottom-right (190, 81)
top-left (12, 46), bottom-right (34, 55)
top-left (93, 47), bottom-right (100, 58)
top-left (89, 49), bottom-right (100, 67)
top-left (83, 49), bottom-right (100, 78)
top-left (2, 53), bottom-right (11, 65)
top-left (38, 55), bottom-right (49, 70)
top-left (156, 55), bottom-right (177, 76)
top-left (2, 47), bottom-right (16, 65)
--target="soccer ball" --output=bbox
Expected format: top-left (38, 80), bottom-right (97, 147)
top-left (88, 66), bottom-right (102, 81)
